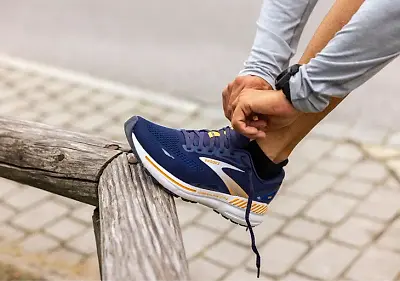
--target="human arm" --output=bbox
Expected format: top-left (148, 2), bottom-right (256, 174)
top-left (290, 0), bottom-right (400, 112)
top-left (223, 0), bottom-right (319, 119)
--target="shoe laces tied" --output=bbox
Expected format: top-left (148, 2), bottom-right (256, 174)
top-left (182, 127), bottom-right (232, 152)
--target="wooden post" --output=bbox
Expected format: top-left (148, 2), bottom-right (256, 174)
top-left (98, 153), bottom-right (189, 280)
top-left (0, 117), bottom-right (190, 280)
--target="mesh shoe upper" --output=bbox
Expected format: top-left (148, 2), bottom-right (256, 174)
top-left (131, 116), bottom-right (284, 203)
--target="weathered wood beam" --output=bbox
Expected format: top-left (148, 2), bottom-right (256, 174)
top-left (0, 117), bottom-right (190, 280)
top-left (98, 153), bottom-right (190, 280)
top-left (0, 117), bottom-right (126, 205)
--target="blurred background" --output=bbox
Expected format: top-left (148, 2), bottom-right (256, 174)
top-left (0, 0), bottom-right (400, 280)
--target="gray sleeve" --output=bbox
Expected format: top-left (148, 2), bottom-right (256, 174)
top-left (239, 0), bottom-right (319, 87)
top-left (290, 0), bottom-right (400, 113)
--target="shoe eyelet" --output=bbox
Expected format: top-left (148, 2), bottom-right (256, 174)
top-left (196, 148), bottom-right (202, 152)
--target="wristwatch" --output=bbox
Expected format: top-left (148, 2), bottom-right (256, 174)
top-left (275, 64), bottom-right (301, 104)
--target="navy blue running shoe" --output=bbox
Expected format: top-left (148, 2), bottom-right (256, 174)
top-left (124, 116), bottom-right (285, 227)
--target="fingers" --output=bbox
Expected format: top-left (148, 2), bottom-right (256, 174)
top-left (222, 76), bottom-right (272, 121)
top-left (231, 101), bottom-right (266, 139)
top-left (226, 83), bottom-right (245, 120)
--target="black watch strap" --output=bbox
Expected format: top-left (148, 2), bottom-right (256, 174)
top-left (275, 64), bottom-right (301, 104)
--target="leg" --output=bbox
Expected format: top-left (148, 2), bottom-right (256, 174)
top-left (256, 0), bottom-right (364, 162)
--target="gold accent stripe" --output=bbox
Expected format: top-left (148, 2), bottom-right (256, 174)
top-left (237, 201), bottom-right (248, 208)
top-left (260, 206), bottom-right (268, 214)
top-left (253, 205), bottom-right (264, 213)
top-left (145, 156), bottom-right (196, 193)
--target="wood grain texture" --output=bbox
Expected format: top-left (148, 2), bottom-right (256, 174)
top-left (0, 117), bottom-right (127, 205)
top-left (98, 153), bottom-right (189, 281)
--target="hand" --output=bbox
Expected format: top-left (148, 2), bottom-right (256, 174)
top-left (222, 75), bottom-right (272, 120)
top-left (231, 89), bottom-right (301, 139)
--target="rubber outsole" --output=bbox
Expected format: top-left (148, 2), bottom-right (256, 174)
top-left (124, 116), bottom-right (264, 227)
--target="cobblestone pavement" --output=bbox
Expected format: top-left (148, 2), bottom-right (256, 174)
top-left (0, 55), bottom-right (400, 281)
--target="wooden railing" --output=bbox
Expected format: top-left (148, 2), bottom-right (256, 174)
top-left (0, 117), bottom-right (190, 281)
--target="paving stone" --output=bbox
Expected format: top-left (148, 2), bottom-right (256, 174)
top-left (33, 99), bottom-right (65, 114)
top-left (331, 216), bottom-right (384, 247)
top-left (0, 99), bottom-right (28, 115)
top-left (66, 103), bottom-right (93, 116)
top-left (197, 211), bottom-right (233, 233)
top-left (41, 112), bottom-right (75, 127)
top-left (385, 176), bottom-right (400, 190)
top-left (0, 204), bottom-right (15, 223)
top-left (356, 188), bottom-right (400, 221)
top-left (223, 268), bottom-right (274, 281)
top-left (348, 126), bottom-right (388, 144)
top-left (311, 121), bottom-right (350, 140)
top-left (189, 257), bottom-right (227, 281)
top-left (15, 109), bottom-right (45, 122)
top-left (21, 233), bottom-right (59, 252)
top-left (282, 218), bottom-right (327, 243)
top-left (293, 138), bottom-right (335, 162)
top-left (77, 113), bottom-right (112, 131)
top-left (0, 177), bottom-right (20, 198)
top-left (315, 157), bottom-right (354, 176)
top-left (377, 217), bottom-right (400, 251)
top-left (348, 160), bottom-right (388, 183)
top-left (3, 187), bottom-right (50, 210)
top-left (296, 241), bottom-right (358, 280)
top-left (268, 194), bottom-right (308, 218)
top-left (46, 218), bottom-right (86, 241)
top-left (182, 225), bottom-right (219, 259)
top-left (346, 247), bottom-right (400, 281)
top-left (387, 132), bottom-right (400, 147)
top-left (13, 201), bottom-right (69, 230)
top-left (362, 144), bottom-right (400, 160)
top-left (57, 88), bottom-right (89, 104)
top-left (387, 159), bottom-right (400, 178)
top-left (77, 255), bottom-right (101, 280)
top-left (283, 158), bottom-right (311, 183)
top-left (280, 273), bottom-right (315, 281)
top-left (204, 241), bottom-right (248, 267)
top-left (67, 228), bottom-right (97, 255)
top-left (333, 177), bottom-right (374, 198)
top-left (0, 223), bottom-right (25, 242)
top-left (176, 203), bottom-right (204, 227)
top-left (71, 205), bottom-right (96, 224)
top-left (103, 99), bottom-right (138, 116)
top-left (83, 91), bottom-right (117, 108)
top-left (248, 236), bottom-right (308, 276)
top-left (288, 172), bottom-right (336, 198)
top-left (49, 248), bottom-right (82, 267)
top-left (138, 92), bottom-right (198, 114)
top-left (227, 215), bottom-right (285, 246)
top-left (53, 196), bottom-right (86, 208)
top-left (305, 193), bottom-right (358, 224)
top-left (330, 143), bottom-right (363, 162)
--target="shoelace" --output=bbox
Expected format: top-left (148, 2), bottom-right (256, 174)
top-left (246, 170), bottom-right (261, 278)
top-left (182, 127), bottom-right (231, 152)
top-left (183, 127), bottom-right (261, 276)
